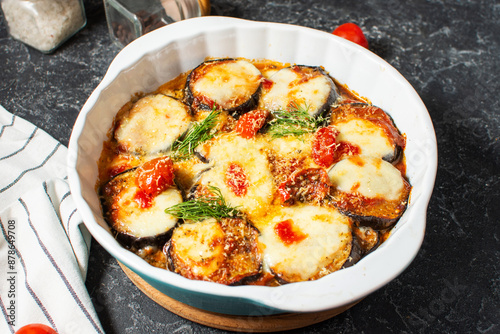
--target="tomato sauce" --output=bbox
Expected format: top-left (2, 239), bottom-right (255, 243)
top-left (274, 219), bottom-right (308, 245)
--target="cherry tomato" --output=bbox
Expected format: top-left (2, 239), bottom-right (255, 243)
top-left (234, 109), bottom-right (269, 139)
top-left (136, 156), bottom-right (174, 198)
top-left (312, 126), bottom-right (339, 168)
top-left (312, 126), bottom-right (361, 167)
top-left (16, 324), bottom-right (58, 334)
top-left (277, 182), bottom-right (292, 202)
top-left (336, 141), bottom-right (361, 161)
top-left (225, 162), bottom-right (249, 197)
top-left (332, 23), bottom-right (369, 49)
top-left (133, 189), bottom-right (154, 209)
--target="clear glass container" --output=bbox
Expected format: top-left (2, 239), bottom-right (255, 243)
top-left (0, 0), bottom-right (87, 53)
top-left (104, 0), bottom-right (210, 48)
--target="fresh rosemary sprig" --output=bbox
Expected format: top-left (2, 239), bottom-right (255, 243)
top-left (164, 186), bottom-right (241, 221)
top-left (170, 109), bottom-right (220, 160)
top-left (267, 102), bottom-right (326, 138)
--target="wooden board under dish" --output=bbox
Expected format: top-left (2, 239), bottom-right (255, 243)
top-left (118, 261), bottom-right (361, 332)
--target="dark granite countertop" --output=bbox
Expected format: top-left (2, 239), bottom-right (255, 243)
top-left (1, 0), bottom-right (498, 333)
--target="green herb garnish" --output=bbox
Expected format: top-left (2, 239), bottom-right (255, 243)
top-left (165, 186), bottom-right (241, 221)
top-left (267, 102), bottom-right (325, 138)
top-left (170, 109), bottom-right (220, 160)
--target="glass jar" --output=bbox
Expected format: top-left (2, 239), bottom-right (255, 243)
top-left (0, 0), bottom-right (86, 53)
top-left (104, 0), bottom-right (210, 48)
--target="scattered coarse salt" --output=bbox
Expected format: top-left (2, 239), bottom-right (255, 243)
top-left (1, 0), bottom-right (86, 53)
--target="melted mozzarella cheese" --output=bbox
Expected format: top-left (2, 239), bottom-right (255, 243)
top-left (260, 66), bottom-right (334, 116)
top-left (169, 218), bottom-right (262, 283)
top-left (170, 220), bottom-right (225, 277)
top-left (172, 157), bottom-right (213, 191)
top-left (112, 182), bottom-right (182, 238)
top-left (191, 59), bottom-right (262, 110)
top-left (114, 94), bottom-right (191, 154)
top-left (335, 119), bottom-right (394, 159)
top-left (328, 156), bottom-right (405, 201)
top-left (198, 133), bottom-right (275, 220)
top-left (257, 204), bottom-right (351, 282)
top-left (266, 134), bottom-right (317, 182)
top-left (267, 133), bottom-right (313, 157)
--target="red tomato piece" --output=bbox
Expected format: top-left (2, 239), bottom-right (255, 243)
top-left (108, 164), bottom-right (129, 178)
top-left (312, 126), bottom-right (361, 167)
top-left (194, 95), bottom-right (217, 110)
top-left (336, 141), bottom-right (361, 160)
top-left (332, 23), bottom-right (369, 49)
top-left (133, 189), bottom-right (154, 209)
top-left (16, 324), bottom-right (58, 334)
top-left (136, 156), bottom-right (174, 198)
top-left (274, 219), bottom-right (308, 245)
top-left (261, 78), bottom-right (274, 90)
top-left (225, 162), bottom-right (249, 197)
top-left (312, 126), bottom-right (339, 168)
top-left (235, 109), bottom-right (269, 139)
top-left (277, 182), bottom-right (292, 202)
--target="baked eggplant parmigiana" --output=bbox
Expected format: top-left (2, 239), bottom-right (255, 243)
top-left (97, 58), bottom-right (411, 286)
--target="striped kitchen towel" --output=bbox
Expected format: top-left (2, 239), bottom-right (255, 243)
top-left (0, 105), bottom-right (104, 334)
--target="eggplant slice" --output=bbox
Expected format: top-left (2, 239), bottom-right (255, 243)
top-left (328, 156), bottom-right (411, 229)
top-left (100, 167), bottom-right (183, 248)
top-left (185, 58), bottom-right (263, 116)
top-left (256, 203), bottom-right (352, 283)
top-left (113, 94), bottom-right (192, 155)
top-left (266, 133), bottom-right (314, 179)
top-left (353, 225), bottom-right (380, 253)
top-left (166, 218), bottom-right (262, 285)
top-left (342, 225), bottom-right (380, 268)
top-left (329, 103), bottom-right (405, 163)
top-left (260, 65), bottom-right (339, 117)
top-left (192, 133), bottom-right (275, 220)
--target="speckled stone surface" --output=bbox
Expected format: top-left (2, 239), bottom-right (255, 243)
top-left (1, 0), bottom-right (499, 333)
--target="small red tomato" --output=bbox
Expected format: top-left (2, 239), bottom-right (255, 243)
top-left (136, 156), bottom-right (174, 198)
top-left (312, 126), bottom-right (361, 167)
top-left (332, 23), bottom-right (369, 49)
top-left (312, 126), bottom-right (339, 168)
top-left (336, 141), bottom-right (361, 160)
top-left (133, 189), bottom-right (154, 209)
top-left (234, 109), bottom-right (269, 139)
top-left (16, 324), bottom-right (58, 334)
top-left (277, 182), bottom-right (292, 202)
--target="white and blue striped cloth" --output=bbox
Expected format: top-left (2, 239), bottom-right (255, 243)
top-left (0, 105), bottom-right (103, 334)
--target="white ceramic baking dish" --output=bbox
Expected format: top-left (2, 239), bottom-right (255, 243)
top-left (67, 16), bottom-right (437, 316)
